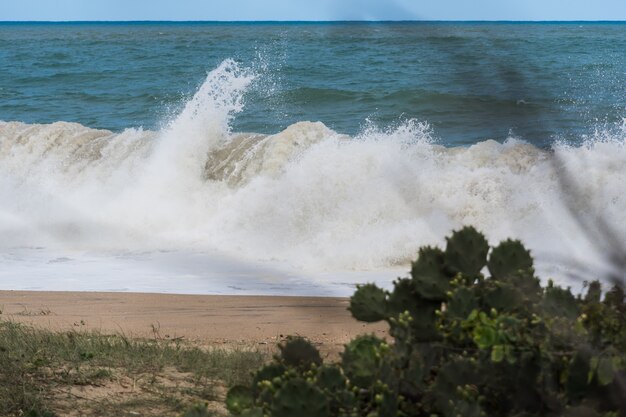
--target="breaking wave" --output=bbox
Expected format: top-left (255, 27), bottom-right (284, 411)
top-left (1, 59), bottom-right (625, 281)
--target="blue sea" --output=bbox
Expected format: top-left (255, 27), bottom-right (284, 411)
top-left (0, 22), bottom-right (625, 295)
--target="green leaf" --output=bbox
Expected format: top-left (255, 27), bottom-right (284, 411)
top-left (491, 345), bottom-right (504, 362)
top-left (597, 357), bottom-right (615, 386)
top-left (467, 309), bottom-right (479, 321)
top-left (473, 325), bottom-right (497, 349)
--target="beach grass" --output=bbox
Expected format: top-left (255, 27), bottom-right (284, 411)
top-left (0, 317), bottom-right (267, 417)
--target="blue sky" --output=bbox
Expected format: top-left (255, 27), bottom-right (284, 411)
top-left (1, 0), bottom-right (625, 21)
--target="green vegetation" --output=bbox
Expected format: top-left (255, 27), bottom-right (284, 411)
top-left (225, 227), bottom-right (625, 417)
top-left (0, 319), bottom-right (266, 417)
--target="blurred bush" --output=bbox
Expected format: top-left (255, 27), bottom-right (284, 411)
top-left (218, 227), bottom-right (625, 417)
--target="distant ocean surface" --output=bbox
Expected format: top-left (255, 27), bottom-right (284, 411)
top-left (1, 22), bottom-right (625, 145)
top-left (0, 22), bottom-right (625, 295)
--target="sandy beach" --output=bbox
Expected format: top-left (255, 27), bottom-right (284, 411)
top-left (0, 290), bottom-right (387, 354)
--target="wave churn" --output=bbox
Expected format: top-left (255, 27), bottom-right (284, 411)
top-left (1, 60), bottom-right (625, 287)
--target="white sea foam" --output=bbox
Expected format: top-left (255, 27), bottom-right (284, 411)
top-left (1, 60), bottom-right (625, 294)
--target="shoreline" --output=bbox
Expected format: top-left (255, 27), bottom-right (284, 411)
top-left (0, 290), bottom-right (387, 354)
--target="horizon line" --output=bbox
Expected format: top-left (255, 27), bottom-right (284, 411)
top-left (1, 19), bottom-right (625, 23)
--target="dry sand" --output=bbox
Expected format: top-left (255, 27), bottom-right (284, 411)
top-left (0, 290), bottom-right (387, 354)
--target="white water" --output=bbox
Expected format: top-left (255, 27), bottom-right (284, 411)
top-left (1, 60), bottom-right (625, 295)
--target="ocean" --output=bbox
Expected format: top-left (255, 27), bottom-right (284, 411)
top-left (0, 22), bottom-right (625, 295)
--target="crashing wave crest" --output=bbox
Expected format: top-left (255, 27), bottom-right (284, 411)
top-left (1, 60), bottom-right (625, 280)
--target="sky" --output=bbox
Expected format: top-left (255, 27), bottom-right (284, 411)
top-left (1, 0), bottom-right (625, 22)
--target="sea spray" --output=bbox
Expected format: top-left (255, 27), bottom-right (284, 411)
top-left (1, 60), bottom-right (625, 293)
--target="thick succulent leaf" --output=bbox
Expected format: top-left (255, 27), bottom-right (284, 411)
top-left (349, 283), bottom-right (387, 322)
top-left (341, 334), bottom-right (385, 388)
top-left (388, 278), bottom-right (440, 341)
top-left (488, 239), bottom-right (533, 281)
top-left (446, 286), bottom-right (478, 319)
top-left (278, 336), bottom-right (322, 369)
top-left (445, 226), bottom-right (489, 277)
top-left (271, 378), bottom-right (331, 417)
top-left (482, 281), bottom-right (525, 313)
top-left (387, 278), bottom-right (421, 317)
top-left (432, 358), bottom-right (483, 417)
top-left (315, 365), bottom-right (347, 391)
top-left (411, 246), bottom-right (450, 301)
top-left (400, 350), bottom-right (426, 395)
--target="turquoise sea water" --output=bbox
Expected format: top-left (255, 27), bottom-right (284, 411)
top-left (0, 22), bottom-right (625, 295)
top-left (1, 22), bottom-right (625, 146)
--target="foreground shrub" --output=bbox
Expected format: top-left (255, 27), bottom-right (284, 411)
top-left (225, 227), bottom-right (625, 417)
